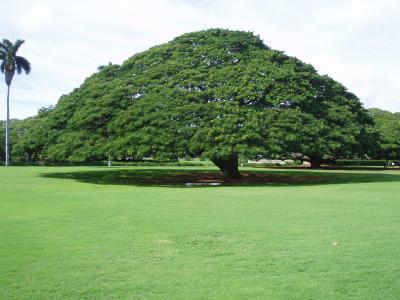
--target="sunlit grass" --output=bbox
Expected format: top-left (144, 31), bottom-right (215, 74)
top-left (1, 166), bottom-right (400, 299)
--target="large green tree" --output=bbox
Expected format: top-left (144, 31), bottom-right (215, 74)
top-left (29, 29), bottom-right (373, 178)
top-left (0, 39), bottom-right (31, 166)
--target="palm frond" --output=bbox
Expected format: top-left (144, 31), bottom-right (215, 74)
top-left (0, 60), bottom-right (5, 73)
top-left (16, 63), bottom-right (22, 74)
top-left (0, 39), bottom-right (31, 77)
top-left (12, 39), bottom-right (25, 55)
top-left (1, 39), bottom-right (12, 49)
top-left (15, 56), bottom-right (31, 74)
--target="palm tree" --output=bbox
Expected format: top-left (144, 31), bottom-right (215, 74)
top-left (0, 39), bottom-right (31, 166)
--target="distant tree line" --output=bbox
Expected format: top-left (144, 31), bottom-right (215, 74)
top-left (1, 29), bottom-right (398, 177)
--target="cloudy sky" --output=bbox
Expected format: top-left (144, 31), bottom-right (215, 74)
top-left (1, 0), bottom-right (399, 119)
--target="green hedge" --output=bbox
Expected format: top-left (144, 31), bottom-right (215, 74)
top-left (334, 160), bottom-right (393, 166)
top-left (110, 161), bottom-right (212, 167)
top-left (243, 161), bottom-right (302, 168)
top-left (2, 160), bottom-right (213, 167)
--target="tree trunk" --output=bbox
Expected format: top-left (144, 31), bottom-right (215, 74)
top-left (211, 154), bottom-right (241, 179)
top-left (309, 157), bottom-right (321, 168)
top-left (5, 69), bottom-right (15, 86)
top-left (5, 85), bottom-right (10, 166)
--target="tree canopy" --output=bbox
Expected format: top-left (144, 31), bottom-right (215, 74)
top-left (368, 108), bottom-right (400, 160)
top-left (8, 29), bottom-right (376, 177)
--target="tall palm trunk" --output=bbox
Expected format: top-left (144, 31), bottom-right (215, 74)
top-left (5, 84), bottom-right (10, 166)
top-left (4, 69), bottom-right (14, 166)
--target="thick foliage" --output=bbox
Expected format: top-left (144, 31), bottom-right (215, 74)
top-left (369, 108), bottom-right (400, 159)
top-left (9, 29), bottom-right (375, 174)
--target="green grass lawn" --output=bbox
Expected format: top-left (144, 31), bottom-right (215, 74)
top-left (1, 166), bottom-right (400, 299)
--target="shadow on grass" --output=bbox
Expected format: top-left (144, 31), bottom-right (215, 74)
top-left (39, 168), bottom-right (400, 188)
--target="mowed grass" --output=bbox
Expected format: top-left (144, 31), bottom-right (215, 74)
top-left (1, 166), bottom-right (400, 299)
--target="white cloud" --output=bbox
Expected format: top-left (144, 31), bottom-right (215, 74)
top-left (1, 0), bottom-right (399, 119)
top-left (17, 1), bottom-right (51, 34)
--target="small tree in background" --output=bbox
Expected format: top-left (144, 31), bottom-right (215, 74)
top-left (369, 108), bottom-right (400, 160)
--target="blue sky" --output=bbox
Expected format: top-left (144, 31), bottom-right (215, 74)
top-left (1, 0), bottom-right (399, 119)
